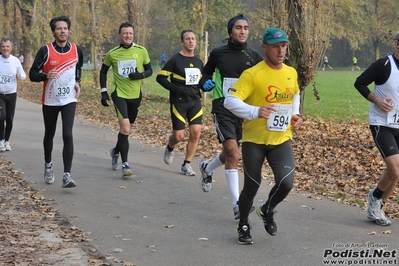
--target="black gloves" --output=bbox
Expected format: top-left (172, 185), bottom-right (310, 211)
top-left (101, 91), bottom-right (110, 106)
top-left (128, 68), bottom-right (145, 80)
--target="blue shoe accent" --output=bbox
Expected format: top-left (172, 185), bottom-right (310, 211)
top-left (122, 163), bottom-right (133, 177)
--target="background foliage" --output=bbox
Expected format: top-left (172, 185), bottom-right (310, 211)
top-left (2, 0), bottom-right (399, 69)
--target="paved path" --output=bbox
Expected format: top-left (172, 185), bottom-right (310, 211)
top-left (3, 98), bottom-right (398, 266)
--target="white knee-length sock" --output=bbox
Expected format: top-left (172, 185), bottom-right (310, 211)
top-left (225, 169), bottom-right (239, 207)
top-left (206, 153), bottom-right (224, 173)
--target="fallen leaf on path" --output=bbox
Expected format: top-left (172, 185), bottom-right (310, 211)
top-left (123, 262), bottom-right (137, 266)
top-left (164, 225), bottom-right (175, 228)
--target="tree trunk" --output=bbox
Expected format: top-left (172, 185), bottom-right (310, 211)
top-left (127, 0), bottom-right (151, 46)
top-left (374, 43), bottom-right (380, 61)
top-left (270, 0), bottom-right (331, 115)
top-left (16, 0), bottom-right (35, 72)
top-left (89, 0), bottom-right (100, 89)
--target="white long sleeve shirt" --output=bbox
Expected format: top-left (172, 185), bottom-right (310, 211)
top-left (224, 92), bottom-right (300, 120)
top-left (0, 55), bottom-right (26, 94)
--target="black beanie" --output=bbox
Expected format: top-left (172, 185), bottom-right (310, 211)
top-left (227, 14), bottom-right (249, 36)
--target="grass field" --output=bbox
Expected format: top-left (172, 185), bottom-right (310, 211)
top-left (79, 67), bottom-right (369, 122)
top-left (303, 68), bottom-right (369, 122)
top-left (84, 68), bottom-right (371, 122)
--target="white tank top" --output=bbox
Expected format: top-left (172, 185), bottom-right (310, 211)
top-left (369, 55), bottom-right (399, 127)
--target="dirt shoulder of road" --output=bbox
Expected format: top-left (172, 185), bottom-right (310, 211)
top-left (0, 159), bottom-right (115, 265)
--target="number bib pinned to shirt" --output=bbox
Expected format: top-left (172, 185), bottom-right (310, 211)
top-left (387, 105), bottom-right (399, 125)
top-left (267, 104), bottom-right (293, 132)
top-left (54, 79), bottom-right (73, 99)
top-left (222, 77), bottom-right (238, 97)
top-left (185, 68), bottom-right (201, 85)
top-left (0, 74), bottom-right (12, 84)
top-left (118, 60), bottom-right (136, 78)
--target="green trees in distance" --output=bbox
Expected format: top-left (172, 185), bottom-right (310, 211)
top-left (2, 0), bottom-right (398, 109)
top-left (3, 0), bottom-right (398, 67)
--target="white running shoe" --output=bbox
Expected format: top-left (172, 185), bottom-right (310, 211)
top-left (62, 172), bottom-right (76, 188)
top-left (110, 147), bottom-right (120, 170)
top-left (163, 143), bottom-right (174, 165)
top-left (367, 189), bottom-right (391, 226)
top-left (181, 163), bottom-right (196, 176)
top-left (4, 141), bottom-right (11, 151)
top-left (44, 163), bottom-right (55, 184)
top-left (199, 160), bottom-right (212, 192)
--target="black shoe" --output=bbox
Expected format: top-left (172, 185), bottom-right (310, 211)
top-left (236, 223), bottom-right (253, 245)
top-left (257, 204), bottom-right (277, 236)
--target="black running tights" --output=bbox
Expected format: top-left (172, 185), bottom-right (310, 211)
top-left (42, 102), bottom-right (76, 173)
top-left (0, 93), bottom-right (17, 141)
top-left (239, 140), bottom-right (295, 225)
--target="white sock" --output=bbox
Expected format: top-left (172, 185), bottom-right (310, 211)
top-left (225, 169), bottom-right (240, 207)
top-left (206, 153), bottom-right (224, 173)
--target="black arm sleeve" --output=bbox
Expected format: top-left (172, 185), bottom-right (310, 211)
top-left (354, 80), bottom-right (372, 99)
top-left (143, 62), bottom-right (153, 78)
top-left (99, 64), bottom-right (111, 88)
top-left (75, 46), bottom-right (84, 82)
top-left (354, 57), bottom-right (390, 99)
top-left (199, 52), bottom-right (217, 88)
top-left (29, 46), bottom-right (48, 82)
top-left (156, 74), bottom-right (177, 92)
